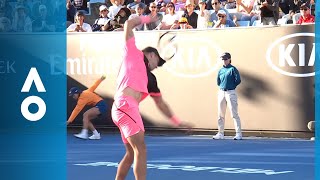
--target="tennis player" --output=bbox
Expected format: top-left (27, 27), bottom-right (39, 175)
top-left (67, 75), bottom-right (107, 140)
top-left (111, 15), bottom-right (191, 180)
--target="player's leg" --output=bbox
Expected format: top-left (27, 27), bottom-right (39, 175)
top-left (112, 96), bottom-right (146, 180)
top-left (127, 131), bottom-right (146, 180)
top-left (83, 107), bottom-right (100, 130)
top-left (225, 90), bottom-right (242, 140)
top-left (116, 131), bottom-right (134, 180)
top-left (88, 100), bottom-right (107, 139)
top-left (112, 103), bottom-right (134, 180)
top-left (74, 107), bottom-right (100, 139)
top-left (213, 90), bottom-right (227, 139)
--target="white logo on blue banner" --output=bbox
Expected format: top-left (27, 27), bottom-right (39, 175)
top-left (21, 67), bottom-right (46, 121)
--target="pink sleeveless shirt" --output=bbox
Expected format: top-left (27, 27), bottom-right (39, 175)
top-left (115, 37), bottom-right (149, 102)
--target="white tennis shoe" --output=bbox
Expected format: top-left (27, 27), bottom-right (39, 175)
top-left (89, 133), bottom-right (101, 140)
top-left (233, 133), bottom-right (242, 140)
top-left (212, 132), bottom-right (224, 139)
top-left (74, 133), bottom-right (88, 139)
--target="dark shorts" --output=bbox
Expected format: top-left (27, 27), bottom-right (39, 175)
top-left (95, 100), bottom-right (107, 115)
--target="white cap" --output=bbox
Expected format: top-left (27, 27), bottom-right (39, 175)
top-left (217, 10), bottom-right (226, 16)
top-left (99, 5), bottom-right (108, 12)
top-left (39, 4), bottom-right (47, 10)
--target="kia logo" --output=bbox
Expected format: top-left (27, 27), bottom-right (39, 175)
top-left (266, 33), bottom-right (315, 77)
top-left (162, 36), bottom-right (223, 78)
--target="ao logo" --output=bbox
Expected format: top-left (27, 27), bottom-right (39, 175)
top-left (162, 37), bottom-right (223, 78)
top-left (21, 68), bottom-right (46, 121)
top-left (266, 33), bottom-right (315, 77)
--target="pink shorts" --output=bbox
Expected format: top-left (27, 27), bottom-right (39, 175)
top-left (111, 95), bottom-right (145, 144)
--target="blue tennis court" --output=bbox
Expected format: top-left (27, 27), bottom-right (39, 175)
top-left (67, 133), bottom-right (314, 180)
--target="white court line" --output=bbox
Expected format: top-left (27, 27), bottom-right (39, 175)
top-left (73, 161), bottom-right (295, 175)
top-left (148, 160), bottom-right (314, 165)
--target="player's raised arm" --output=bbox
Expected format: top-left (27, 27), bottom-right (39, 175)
top-left (124, 16), bottom-right (158, 42)
top-left (88, 75), bottom-right (106, 92)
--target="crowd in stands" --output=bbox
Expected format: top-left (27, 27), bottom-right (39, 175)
top-left (67, 0), bottom-right (316, 32)
top-left (0, 0), bottom-right (65, 32)
top-left (0, 0), bottom-right (315, 32)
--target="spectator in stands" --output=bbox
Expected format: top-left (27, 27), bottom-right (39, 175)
top-left (145, 2), bottom-right (163, 30)
top-left (124, 0), bottom-right (134, 5)
top-left (159, 2), bottom-right (168, 12)
top-left (242, 2), bottom-right (261, 26)
top-left (71, 0), bottom-right (89, 13)
top-left (292, 0), bottom-right (309, 13)
top-left (182, 0), bottom-right (198, 28)
top-left (236, 0), bottom-right (256, 24)
top-left (128, 3), bottom-right (145, 30)
top-left (67, 11), bottom-right (92, 32)
top-left (32, 5), bottom-right (55, 32)
top-left (0, 0), bottom-right (13, 20)
top-left (279, 0), bottom-right (294, 14)
top-left (278, 6), bottom-right (285, 18)
top-left (108, 0), bottom-right (124, 19)
top-left (12, 5), bottom-right (32, 32)
top-left (295, 3), bottom-right (315, 24)
top-left (0, 17), bottom-right (13, 32)
top-left (213, 9), bottom-right (236, 27)
top-left (92, 5), bottom-right (112, 31)
top-left (257, 0), bottom-right (280, 25)
top-left (16, 0), bottom-right (32, 18)
top-left (127, 0), bottom-right (146, 13)
top-left (153, 0), bottom-right (165, 13)
top-left (135, 3), bottom-right (146, 16)
top-left (205, 0), bottom-right (213, 10)
top-left (236, 0), bottom-right (254, 13)
top-left (283, 9), bottom-right (295, 24)
top-left (178, 16), bottom-right (193, 28)
top-left (67, 0), bottom-right (77, 27)
top-left (283, 0), bottom-right (309, 24)
top-left (32, 0), bottom-right (54, 19)
top-left (157, 2), bottom-right (179, 29)
top-left (173, 0), bottom-right (187, 11)
top-left (210, 0), bottom-right (231, 25)
top-left (225, 0), bottom-right (236, 9)
top-left (219, 0), bottom-right (227, 6)
top-left (143, 0), bottom-right (155, 6)
top-left (197, 0), bottom-right (210, 28)
top-left (155, 0), bottom-right (166, 11)
top-left (309, 0), bottom-right (315, 16)
top-left (109, 6), bottom-right (131, 31)
top-left (155, 0), bottom-right (163, 7)
top-left (194, 0), bottom-right (200, 6)
top-left (54, 1), bottom-right (67, 32)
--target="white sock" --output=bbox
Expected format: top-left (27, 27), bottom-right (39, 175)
top-left (81, 129), bottom-right (88, 135)
top-left (92, 129), bottom-right (99, 135)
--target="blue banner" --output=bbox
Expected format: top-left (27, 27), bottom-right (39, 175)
top-left (316, 0), bottom-right (319, 179)
top-left (0, 1), bottom-right (66, 179)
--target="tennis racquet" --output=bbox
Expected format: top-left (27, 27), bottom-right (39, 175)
top-left (157, 31), bottom-right (178, 61)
